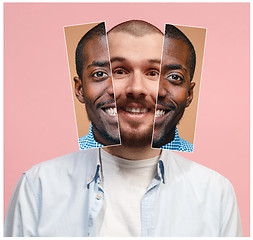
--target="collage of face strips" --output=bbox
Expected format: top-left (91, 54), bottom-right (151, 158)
top-left (64, 21), bottom-right (206, 152)
top-left (5, 17), bottom-right (245, 238)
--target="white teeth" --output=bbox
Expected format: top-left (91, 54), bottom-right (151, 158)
top-left (155, 109), bottom-right (166, 117)
top-left (105, 107), bottom-right (117, 116)
top-left (125, 107), bottom-right (148, 114)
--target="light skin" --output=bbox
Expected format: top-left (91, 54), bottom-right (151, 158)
top-left (104, 32), bottom-right (163, 160)
top-left (74, 36), bottom-right (120, 146)
top-left (152, 38), bottom-right (195, 147)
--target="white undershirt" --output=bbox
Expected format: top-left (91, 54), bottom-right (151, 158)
top-left (98, 149), bottom-right (159, 237)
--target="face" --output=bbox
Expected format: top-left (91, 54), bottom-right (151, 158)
top-left (108, 32), bottom-right (163, 147)
top-left (152, 38), bottom-right (195, 147)
top-left (74, 35), bottom-right (120, 145)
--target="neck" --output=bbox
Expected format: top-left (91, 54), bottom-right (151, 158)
top-left (103, 144), bottom-right (161, 160)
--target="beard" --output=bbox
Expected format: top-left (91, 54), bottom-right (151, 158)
top-left (92, 122), bottom-right (121, 145)
top-left (85, 98), bottom-right (121, 146)
top-left (115, 94), bottom-right (156, 148)
top-left (152, 125), bottom-right (176, 148)
top-left (119, 119), bottom-right (153, 148)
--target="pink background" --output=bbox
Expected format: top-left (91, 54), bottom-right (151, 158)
top-left (4, 3), bottom-right (250, 236)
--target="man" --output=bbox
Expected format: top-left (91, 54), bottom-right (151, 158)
top-left (98, 20), bottom-right (242, 236)
top-left (152, 24), bottom-right (196, 152)
top-left (4, 20), bottom-right (242, 237)
top-left (75, 23), bottom-right (192, 152)
top-left (73, 22), bottom-right (121, 149)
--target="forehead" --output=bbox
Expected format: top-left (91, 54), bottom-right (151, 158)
top-left (83, 36), bottom-right (109, 64)
top-left (162, 38), bottom-right (191, 66)
top-left (108, 32), bottom-right (163, 61)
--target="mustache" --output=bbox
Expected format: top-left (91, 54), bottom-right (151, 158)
top-left (116, 99), bottom-right (154, 108)
top-left (155, 100), bottom-right (176, 110)
top-left (116, 96), bottom-right (155, 109)
top-left (96, 99), bottom-right (116, 109)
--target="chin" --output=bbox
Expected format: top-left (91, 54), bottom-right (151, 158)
top-left (93, 125), bottom-right (121, 146)
top-left (152, 127), bottom-right (175, 148)
top-left (152, 139), bottom-right (163, 148)
top-left (120, 128), bottom-right (153, 148)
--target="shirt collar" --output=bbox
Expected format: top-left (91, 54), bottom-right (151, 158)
top-left (79, 125), bottom-right (104, 150)
top-left (85, 148), bottom-right (102, 188)
top-left (157, 150), bottom-right (171, 184)
top-left (85, 148), bottom-right (170, 187)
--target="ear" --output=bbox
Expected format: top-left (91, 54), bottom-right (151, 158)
top-left (74, 77), bottom-right (85, 103)
top-left (186, 82), bottom-right (195, 107)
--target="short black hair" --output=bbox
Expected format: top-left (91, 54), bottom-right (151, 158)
top-left (75, 22), bottom-right (106, 80)
top-left (165, 24), bottom-right (196, 81)
top-left (108, 19), bottom-right (163, 37)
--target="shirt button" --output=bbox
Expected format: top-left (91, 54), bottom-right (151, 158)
top-left (96, 194), bottom-right (102, 200)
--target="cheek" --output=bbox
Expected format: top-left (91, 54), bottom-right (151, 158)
top-left (112, 80), bottom-right (125, 98)
top-left (165, 85), bottom-right (189, 105)
top-left (147, 81), bottom-right (159, 100)
top-left (83, 82), bottom-right (108, 103)
top-left (172, 89), bottom-right (188, 106)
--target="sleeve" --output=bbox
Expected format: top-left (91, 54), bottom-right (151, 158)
top-left (220, 179), bottom-right (243, 237)
top-left (4, 173), bottom-right (39, 237)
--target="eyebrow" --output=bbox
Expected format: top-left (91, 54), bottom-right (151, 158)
top-left (148, 59), bottom-right (161, 64)
top-left (86, 61), bottom-right (110, 69)
top-left (110, 57), bottom-right (161, 64)
top-left (110, 57), bottom-right (126, 63)
top-left (162, 64), bottom-right (187, 72)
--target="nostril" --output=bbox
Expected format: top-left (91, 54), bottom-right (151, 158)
top-left (158, 87), bottom-right (167, 98)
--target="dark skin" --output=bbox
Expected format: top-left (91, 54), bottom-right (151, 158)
top-left (74, 36), bottom-right (120, 146)
top-left (152, 38), bottom-right (195, 148)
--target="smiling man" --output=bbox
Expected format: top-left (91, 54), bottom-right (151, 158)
top-left (74, 22), bottom-right (120, 148)
top-left (97, 21), bottom-right (242, 237)
top-left (4, 20), bottom-right (242, 237)
top-left (152, 24), bottom-right (196, 151)
top-left (107, 23), bottom-right (163, 149)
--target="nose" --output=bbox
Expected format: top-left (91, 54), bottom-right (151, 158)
top-left (157, 78), bottom-right (167, 99)
top-left (125, 71), bottom-right (148, 98)
top-left (106, 77), bottom-right (115, 97)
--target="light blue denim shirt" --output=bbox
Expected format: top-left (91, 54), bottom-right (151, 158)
top-left (4, 148), bottom-right (242, 237)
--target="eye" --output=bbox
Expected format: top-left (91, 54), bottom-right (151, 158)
top-left (147, 70), bottom-right (159, 77)
top-left (91, 71), bottom-right (109, 80)
top-left (167, 74), bottom-right (184, 82)
top-left (112, 68), bottom-right (128, 79)
top-left (113, 69), bottom-right (127, 75)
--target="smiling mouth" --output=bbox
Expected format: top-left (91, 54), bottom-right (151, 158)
top-left (124, 107), bottom-right (149, 114)
top-left (104, 107), bottom-right (117, 116)
top-left (155, 109), bottom-right (171, 117)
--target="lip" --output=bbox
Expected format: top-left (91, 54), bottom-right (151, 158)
top-left (154, 104), bottom-right (173, 123)
top-left (118, 103), bottom-right (153, 121)
top-left (99, 103), bottom-right (119, 123)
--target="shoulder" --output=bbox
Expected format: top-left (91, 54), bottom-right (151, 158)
top-left (161, 150), bottom-right (237, 213)
top-left (24, 148), bottom-right (99, 185)
top-left (159, 151), bottom-right (242, 237)
top-left (162, 150), bottom-right (232, 190)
